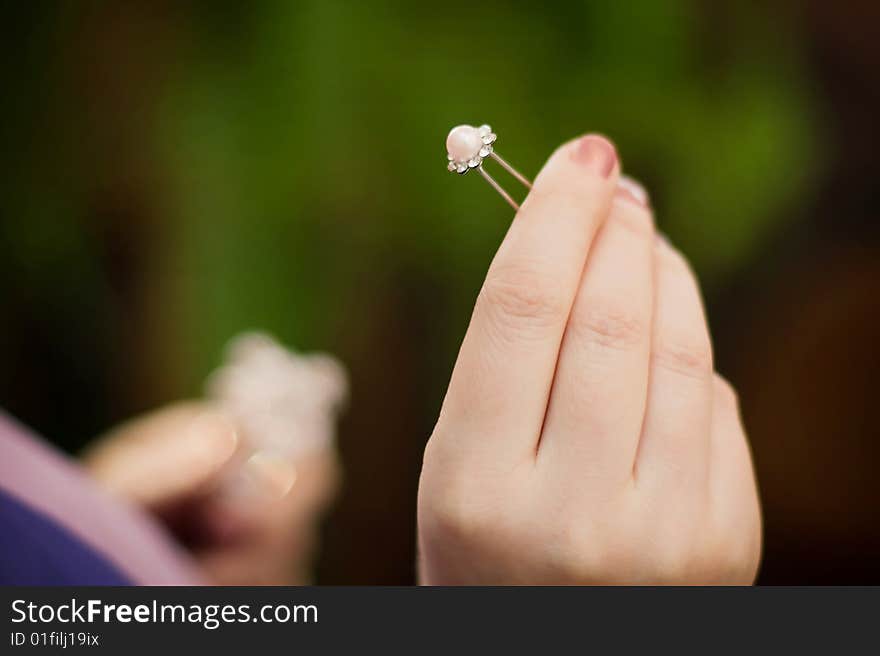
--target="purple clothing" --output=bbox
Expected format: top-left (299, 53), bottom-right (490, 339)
top-left (0, 488), bottom-right (132, 585)
top-left (0, 411), bottom-right (203, 585)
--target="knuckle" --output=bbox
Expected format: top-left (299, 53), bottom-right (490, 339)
top-left (525, 174), bottom-right (604, 207)
top-left (708, 527), bottom-right (762, 584)
top-left (518, 182), bottom-right (605, 231)
top-left (418, 441), bottom-right (492, 543)
top-left (656, 237), bottom-right (692, 270)
top-left (652, 334), bottom-right (714, 380)
top-left (725, 542), bottom-right (761, 583)
top-left (420, 475), bottom-right (497, 547)
top-left (568, 297), bottom-right (647, 351)
top-left (654, 550), bottom-right (691, 583)
top-left (713, 374), bottom-right (739, 408)
top-left (651, 528), bottom-right (702, 583)
top-left (420, 431), bottom-right (445, 471)
top-left (720, 504), bottom-right (763, 583)
top-left (544, 506), bottom-right (642, 583)
top-left (541, 521), bottom-right (603, 582)
top-left (610, 205), bottom-right (654, 238)
top-left (479, 263), bottom-right (569, 332)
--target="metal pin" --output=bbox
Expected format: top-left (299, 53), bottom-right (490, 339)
top-left (446, 124), bottom-right (532, 211)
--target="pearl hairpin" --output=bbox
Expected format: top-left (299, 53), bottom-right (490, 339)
top-left (446, 124), bottom-right (532, 210)
top-left (206, 332), bottom-right (348, 459)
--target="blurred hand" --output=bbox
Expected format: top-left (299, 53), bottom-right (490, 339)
top-left (83, 402), bottom-right (339, 585)
top-left (418, 135), bottom-right (761, 584)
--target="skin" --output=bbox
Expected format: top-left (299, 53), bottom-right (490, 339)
top-left (80, 135), bottom-right (760, 585)
top-left (417, 135), bottom-right (762, 584)
top-left (83, 402), bottom-right (340, 585)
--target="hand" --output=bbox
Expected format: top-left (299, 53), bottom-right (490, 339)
top-left (417, 135), bottom-right (761, 584)
top-left (83, 402), bottom-right (339, 584)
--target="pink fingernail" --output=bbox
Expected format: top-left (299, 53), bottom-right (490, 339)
top-left (571, 135), bottom-right (617, 178)
top-left (615, 175), bottom-right (650, 207)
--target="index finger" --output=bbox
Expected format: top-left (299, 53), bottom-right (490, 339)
top-left (435, 135), bottom-right (619, 463)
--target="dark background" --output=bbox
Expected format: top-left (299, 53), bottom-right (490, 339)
top-left (1, 1), bottom-right (878, 584)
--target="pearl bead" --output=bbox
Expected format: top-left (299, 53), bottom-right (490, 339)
top-left (446, 125), bottom-right (483, 162)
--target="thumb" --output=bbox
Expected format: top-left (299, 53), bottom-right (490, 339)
top-left (83, 402), bottom-right (240, 509)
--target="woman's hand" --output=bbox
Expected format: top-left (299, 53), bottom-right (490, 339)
top-left (417, 135), bottom-right (761, 584)
top-left (83, 402), bottom-right (339, 585)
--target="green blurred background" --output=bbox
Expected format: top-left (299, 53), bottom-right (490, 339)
top-left (1, 1), bottom-right (878, 583)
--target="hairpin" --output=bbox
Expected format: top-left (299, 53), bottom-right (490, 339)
top-left (446, 124), bottom-right (532, 210)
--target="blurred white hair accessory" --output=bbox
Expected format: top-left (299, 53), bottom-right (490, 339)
top-left (205, 332), bottom-right (348, 460)
top-left (446, 123), bottom-right (532, 210)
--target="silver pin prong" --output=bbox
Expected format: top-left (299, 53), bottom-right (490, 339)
top-left (477, 166), bottom-right (521, 211)
top-left (446, 124), bottom-right (532, 210)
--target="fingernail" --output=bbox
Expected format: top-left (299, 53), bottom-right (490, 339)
top-left (223, 450), bottom-right (298, 504)
top-left (246, 451), bottom-right (298, 498)
top-left (571, 135), bottom-right (617, 178)
top-left (615, 175), bottom-right (650, 207)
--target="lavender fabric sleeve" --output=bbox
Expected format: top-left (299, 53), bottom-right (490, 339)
top-left (0, 411), bottom-right (204, 585)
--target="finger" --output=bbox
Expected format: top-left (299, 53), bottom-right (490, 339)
top-left (83, 402), bottom-right (240, 508)
top-left (205, 448), bottom-right (338, 541)
top-left (539, 180), bottom-right (655, 484)
top-left (708, 376), bottom-right (762, 572)
top-left (436, 135), bottom-right (619, 463)
top-left (635, 237), bottom-right (714, 492)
